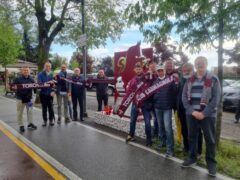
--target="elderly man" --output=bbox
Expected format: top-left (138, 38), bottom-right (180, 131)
top-left (13, 66), bottom-right (37, 132)
top-left (70, 68), bottom-right (85, 121)
top-left (181, 56), bottom-right (221, 177)
top-left (56, 64), bottom-right (71, 123)
top-left (38, 62), bottom-right (55, 126)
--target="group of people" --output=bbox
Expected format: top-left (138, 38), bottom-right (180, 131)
top-left (13, 62), bottom-right (109, 130)
top-left (125, 56), bottom-right (221, 177)
top-left (13, 56), bottom-right (222, 176)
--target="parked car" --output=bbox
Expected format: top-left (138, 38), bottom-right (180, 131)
top-left (223, 79), bottom-right (235, 87)
top-left (223, 81), bottom-right (240, 110)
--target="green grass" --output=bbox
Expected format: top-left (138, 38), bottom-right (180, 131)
top-left (151, 137), bottom-right (240, 179)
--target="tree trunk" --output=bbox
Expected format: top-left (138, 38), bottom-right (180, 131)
top-left (38, 41), bottom-right (50, 71)
top-left (215, 0), bottom-right (224, 147)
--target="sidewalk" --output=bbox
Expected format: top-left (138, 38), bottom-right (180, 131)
top-left (0, 96), bottom-right (234, 180)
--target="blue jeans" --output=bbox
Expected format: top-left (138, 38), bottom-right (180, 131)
top-left (155, 109), bottom-right (174, 153)
top-left (129, 104), bottom-right (138, 137)
top-left (142, 107), bottom-right (152, 142)
top-left (152, 110), bottom-right (159, 137)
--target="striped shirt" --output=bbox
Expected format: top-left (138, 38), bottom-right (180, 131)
top-left (190, 79), bottom-right (204, 110)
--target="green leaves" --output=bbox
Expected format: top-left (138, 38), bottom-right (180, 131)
top-left (0, 22), bottom-right (22, 66)
top-left (126, 0), bottom-right (240, 52)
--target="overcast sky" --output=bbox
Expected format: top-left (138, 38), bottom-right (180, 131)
top-left (51, 25), bottom-right (236, 70)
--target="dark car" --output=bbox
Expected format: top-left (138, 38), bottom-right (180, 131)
top-left (223, 81), bottom-right (240, 110)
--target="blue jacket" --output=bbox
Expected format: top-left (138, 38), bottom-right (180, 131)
top-left (38, 71), bottom-right (54, 95)
top-left (153, 77), bottom-right (178, 110)
top-left (13, 75), bottom-right (35, 100)
top-left (70, 74), bottom-right (84, 96)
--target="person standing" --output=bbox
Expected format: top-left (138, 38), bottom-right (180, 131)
top-left (235, 97), bottom-right (240, 123)
top-left (177, 63), bottom-right (203, 156)
top-left (13, 66), bottom-right (37, 132)
top-left (147, 61), bottom-right (159, 138)
top-left (38, 62), bottom-right (55, 127)
top-left (153, 65), bottom-right (178, 157)
top-left (181, 56), bottom-right (221, 177)
top-left (126, 63), bottom-right (145, 142)
top-left (96, 69), bottom-right (108, 111)
top-left (70, 68), bottom-right (85, 121)
top-left (56, 64), bottom-right (71, 123)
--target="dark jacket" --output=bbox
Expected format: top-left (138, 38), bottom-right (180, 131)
top-left (70, 74), bottom-right (84, 96)
top-left (177, 77), bottom-right (187, 111)
top-left (96, 75), bottom-right (108, 97)
top-left (14, 75), bottom-right (35, 101)
top-left (153, 77), bottom-right (178, 110)
top-left (56, 71), bottom-right (70, 94)
top-left (38, 71), bottom-right (54, 96)
top-left (142, 72), bottom-right (157, 110)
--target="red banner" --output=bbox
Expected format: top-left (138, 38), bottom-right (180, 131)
top-left (117, 80), bottom-right (145, 117)
top-left (135, 76), bottom-right (174, 106)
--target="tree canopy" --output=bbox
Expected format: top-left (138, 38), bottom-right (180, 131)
top-left (0, 22), bottom-right (22, 67)
top-left (13, 0), bottom-right (126, 69)
top-left (126, 0), bottom-right (240, 52)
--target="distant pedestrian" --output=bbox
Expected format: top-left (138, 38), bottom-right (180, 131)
top-left (153, 65), bottom-right (178, 157)
top-left (56, 64), bottom-right (71, 123)
top-left (235, 99), bottom-right (240, 123)
top-left (13, 66), bottom-right (37, 132)
top-left (70, 68), bottom-right (85, 121)
top-left (38, 62), bottom-right (55, 127)
top-left (96, 69), bottom-right (108, 111)
top-left (181, 56), bottom-right (221, 177)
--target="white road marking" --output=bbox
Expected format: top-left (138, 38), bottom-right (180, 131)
top-left (0, 96), bottom-right (234, 180)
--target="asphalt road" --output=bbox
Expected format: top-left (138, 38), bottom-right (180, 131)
top-left (0, 96), bottom-right (231, 180)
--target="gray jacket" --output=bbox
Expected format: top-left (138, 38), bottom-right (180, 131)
top-left (182, 74), bottom-right (221, 117)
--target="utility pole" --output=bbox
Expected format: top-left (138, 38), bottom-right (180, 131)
top-left (81, 0), bottom-right (88, 117)
top-left (73, 0), bottom-right (88, 117)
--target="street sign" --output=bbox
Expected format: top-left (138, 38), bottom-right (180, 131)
top-left (77, 34), bottom-right (87, 47)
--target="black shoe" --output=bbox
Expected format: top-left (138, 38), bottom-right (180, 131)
top-left (208, 165), bottom-right (217, 177)
top-left (49, 120), bottom-right (54, 126)
top-left (234, 120), bottom-right (239, 123)
top-left (126, 135), bottom-right (135, 143)
top-left (181, 159), bottom-right (196, 167)
top-left (57, 118), bottom-right (61, 124)
top-left (65, 117), bottom-right (71, 123)
top-left (166, 152), bottom-right (173, 158)
top-left (27, 123), bottom-right (37, 130)
top-left (20, 126), bottom-right (25, 133)
top-left (146, 139), bottom-right (152, 147)
top-left (79, 118), bottom-right (84, 122)
top-left (42, 121), bottom-right (47, 127)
